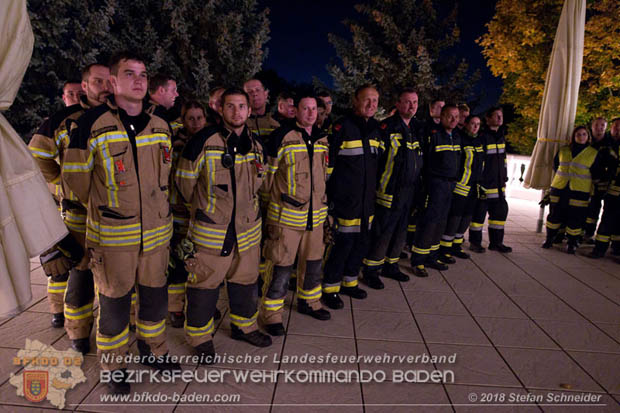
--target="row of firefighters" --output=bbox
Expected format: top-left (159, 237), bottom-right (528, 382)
top-left (26, 56), bottom-right (619, 395)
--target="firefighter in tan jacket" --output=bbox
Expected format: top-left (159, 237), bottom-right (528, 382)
top-left (28, 63), bottom-right (110, 354)
top-left (175, 88), bottom-right (272, 361)
top-left (63, 52), bottom-right (179, 395)
top-left (260, 94), bottom-right (331, 336)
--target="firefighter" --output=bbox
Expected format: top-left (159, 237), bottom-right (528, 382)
top-left (439, 115), bottom-right (485, 261)
top-left (589, 118), bottom-right (620, 258)
top-left (175, 88), bottom-right (272, 360)
top-left (28, 63), bottom-right (110, 354)
top-left (207, 86), bottom-right (225, 125)
top-left (146, 73), bottom-right (181, 132)
top-left (584, 117), bottom-right (611, 242)
top-left (410, 105), bottom-right (461, 278)
top-left (322, 85), bottom-right (381, 300)
top-left (316, 90), bottom-right (334, 133)
top-left (63, 51), bottom-right (179, 394)
top-left (468, 106), bottom-right (512, 253)
top-left (273, 91), bottom-right (296, 125)
top-left (542, 126), bottom-right (603, 253)
top-left (259, 93), bottom-right (331, 334)
top-left (244, 78), bottom-right (280, 143)
top-left (354, 87), bottom-right (423, 295)
top-left (166, 100), bottom-right (207, 329)
top-left (62, 80), bottom-right (83, 107)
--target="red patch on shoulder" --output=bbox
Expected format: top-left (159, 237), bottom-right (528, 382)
top-left (381, 123), bottom-right (388, 129)
top-left (334, 124), bottom-right (342, 132)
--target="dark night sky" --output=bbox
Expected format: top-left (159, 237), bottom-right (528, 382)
top-left (259, 0), bottom-right (503, 111)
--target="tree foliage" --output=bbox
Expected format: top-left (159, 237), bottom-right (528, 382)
top-left (479, 0), bottom-right (620, 154)
top-left (327, 0), bottom-right (479, 109)
top-left (7, 0), bottom-right (270, 140)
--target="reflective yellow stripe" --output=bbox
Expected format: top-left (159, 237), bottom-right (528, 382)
top-left (262, 298), bottom-right (285, 311)
top-left (136, 319), bottom-right (166, 338)
top-left (48, 281), bottom-right (67, 293)
top-left (230, 311), bottom-right (258, 328)
top-left (185, 318), bottom-right (214, 337)
top-left (297, 285), bottom-right (321, 300)
top-left (97, 325), bottom-right (129, 350)
top-left (64, 303), bottom-right (93, 320)
top-left (362, 257), bottom-right (384, 267)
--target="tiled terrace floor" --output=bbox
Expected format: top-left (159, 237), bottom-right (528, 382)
top-left (0, 197), bottom-right (619, 412)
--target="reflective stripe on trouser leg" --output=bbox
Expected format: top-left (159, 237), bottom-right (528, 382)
top-left (488, 197), bottom-right (508, 246)
top-left (136, 284), bottom-right (168, 355)
top-left (167, 283), bottom-right (186, 313)
top-left (48, 272), bottom-right (69, 314)
top-left (261, 265), bottom-right (292, 325)
top-left (469, 197), bottom-right (488, 245)
top-left (185, 287), bottom-right (218, 347)
top-left (297, 259), bottom-right (323, 310)
top-left (323, 231), bottom-right (357, 288)
top-left (129, 289), bottom-right (137, 326)
top-left (64, 267), bottom-right (95, 340)
top-left (228, 282), bottom-right (259, 334)
top-left (592, 199), bottom-right (619, 254)
top-left (96, 291), bottom-right (131, 371)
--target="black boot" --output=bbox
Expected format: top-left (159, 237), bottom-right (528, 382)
top-left (230, 325), bottom-right (272, 347)
top-left (71, 338), bottom-right (90, 355)
top-left (381, 263), bottom-right (410, 282)
top-left (340, 286), bottom-right (367, 299)
top-left (138, 340), bottom-right (181, 371)
top-left (169, 311), bottom-right (185, 328)
top-left (51, 312), bottom-right (64, 328)
top-left (264, 323), bottom-right (286, 336)
top-left (588, 249), bottom-right (605, 259)
top-left (488, 244), bottom-right (513, 253)
top-left (541, 239), bottom-right (553, 249)
top-left (566, 244), bottom-right (576, 254)
top-left (412, 265), bottom-right (429, 278)
top-left (195, 340), bottom-right (216, 365)
top-left (362, 268), bottom-right (384, 289)
top-left (469, 243), bottom-right (485, 253)
top-left (438, 254), bottom-right (456, 264)
top-left (451, 245), bottom-right (470, 259)
top-left (322, 293), bottom-right (344, 309)
top-left (106, 368), bottom-right (130, 395)
top-left (427, 259), bottom-right (449, 271)
top-left (297, 300), bottom-right (331, 320)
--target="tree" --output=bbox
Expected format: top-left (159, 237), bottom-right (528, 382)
top-left (7, 0), bottom-right (270, 141)
top-left (327, 0), bottom-right (479, 110)
top-left (479, 0), bottom-right (620, 154)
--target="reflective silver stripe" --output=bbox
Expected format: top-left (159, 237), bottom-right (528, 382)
top-left (338, 148), bottom-right (364, 156)
top-left (338, 225), bottom-right (361, 233)
top-left (555, 171), bottom-right (591, 179)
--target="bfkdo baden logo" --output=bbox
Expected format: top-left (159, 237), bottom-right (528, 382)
top-left (23, 370), bottom-right (49, 402)
top-left (10, 339), bottom-right (86, 409)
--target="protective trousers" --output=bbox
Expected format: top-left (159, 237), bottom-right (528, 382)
top-left (167, 243), bottom-right (188, 313)
top-left (361, 193), bottom-right (413, 280)
top-left (63, 222), bottom-right (95, 340)
top-left (440, 190), bottom-right (477, 256)
top-left (185, 244), bottom-right (260, 348)
top-left (593, 196), bottom-right (620, 255)
top-left (544, 189), bottom-right (590, 246)
top-left (585, 190), bottom-right (605, 237)
top-left (411, 178), bottom-right (455, 266)
top-left (261, 225), bottom-right (324, 325)
top-left (323, 227), bottom-right (371, 294)
top-left (90, 247), bottom-right (169, 371)
top-left (47, 272), bottom-right (69, 314)
top-left (469, 194), bottom-right (509, 247)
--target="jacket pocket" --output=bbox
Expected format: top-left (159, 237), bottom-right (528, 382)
top-left (281, 193), bottom-right (307, 208)
top-left (98, 206), bottom-right (135, 220)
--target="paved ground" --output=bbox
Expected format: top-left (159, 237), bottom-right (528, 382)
top-left (0, 197), bottom-right (619, 412)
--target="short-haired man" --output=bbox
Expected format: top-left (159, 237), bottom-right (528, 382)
top-left (259, 93), bottom-right (331, 335)
top-left (428, 99), bottom-right (445, 126)
top-left (322, 85), bottom-right (381, 299)
top-left (353, 88), bottom-right (423, 295)
top-left (147, 73), bottom-right (181, 132)
top-left (469, 106), bottom-right (512, 253)
top-left (273, 91), bottom-right (296, 125)
top-left (62, 81), bottom-right (83, 107)
top-left (176, 88), bottom-right (272, 358)
top-left (584, 116), bottom-right (610, 241)
top-left (590, 117), bottom-right (620, 258)
top-left (244, 78), bottom-right (280, 142)
top-left (410, 104), bottom-right (461, 278)
top-left (63, 51), bottom-right (179, 394)
top-left (28, 63), bottom-right (111, 353)
top-left (317, 90), bottom-right (334, 133)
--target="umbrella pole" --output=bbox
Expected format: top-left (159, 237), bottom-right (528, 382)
top-left (536, 190), bottom-right (546, 233)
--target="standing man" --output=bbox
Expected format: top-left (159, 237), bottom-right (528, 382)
top-left (469, 106), bottom-right (512, 253)
top-left (176, 88), bottom-right (272, 359)
top-left (147, 73), bottom-right (181, 131)
top-left (410, 105), bottom-right (461, 278)
top-left (259, 93), bottom-right (331, 334)
top-left (63, 51), bottom-right (179, 394)
top-left (322, 85), bottom-right (381, 300)
top-left (584, 117), bottom-right (610, 242)
top-left (62, 80), bottom-right (84, 107)
top-left (457, 103), bottom-right (470, 130)
top-left (273, 91), bottom-right (296, 125)
top-left (244, 78), bottom-right (280, 143)
top-left (206, 86), bottom-right (225, 125)
top-left (317, 90), bottom-right (334, 133)
top-left (28, 63), bottom-right (110, 353)
top-left (356, 88), bottom-right (423, 293)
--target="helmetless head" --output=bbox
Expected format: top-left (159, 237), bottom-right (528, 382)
top-left (353, 85), bottom-right (379, 120)
top-left (243, 79), bottom-right (268, 114)
top-left (62, 82), bottom-right (83, 106)
top-left (296, 96), bottom-right (318, 129)
top-left (395, 88), bottom-right (418, 121)
top-left (81, 64), bottom-right (110, 106)
top-left (220, 88), bottom-right (251, 133)
top-left (440, 105), bottom-right (460, 133)
top-left (109, 52), bottom-right (148, 104)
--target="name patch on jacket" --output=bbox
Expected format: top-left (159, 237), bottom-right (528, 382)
top-left (92, 125), bottom-right (118, 138)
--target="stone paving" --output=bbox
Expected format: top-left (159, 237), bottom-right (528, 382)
top-left (0, 197), bottom-right (619, 412)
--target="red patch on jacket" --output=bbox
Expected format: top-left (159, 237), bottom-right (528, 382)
top-left (381, 123), bottom-right (388, 129)
top-left (333, 124), bottom-right (342, 132)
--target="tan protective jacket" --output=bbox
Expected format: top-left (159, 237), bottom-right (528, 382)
top-left (62, 99), bottom-right (173, 252)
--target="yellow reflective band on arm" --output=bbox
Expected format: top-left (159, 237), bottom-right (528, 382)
top-left (136, 319), bottom-right (166, 338)
top-left (30, 146), bottom-right (58, 159)
top-left (185, 318), bottom-right (214, 337)
top-left (230, 312), bottom-right (258, 328)
top-left (96, 325), bottom-right (129, 350)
